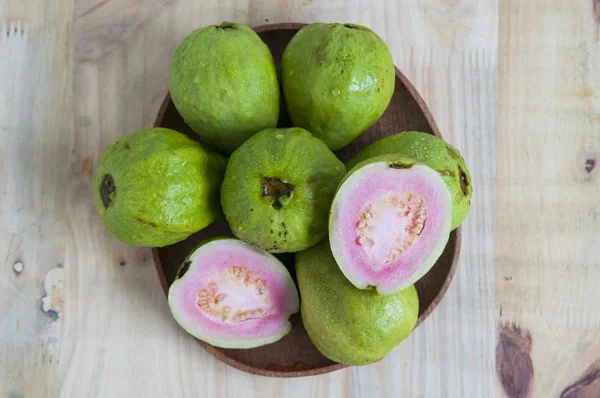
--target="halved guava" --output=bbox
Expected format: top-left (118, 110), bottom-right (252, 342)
top-left (93, 128), bottom-right (227, 247)
top-left (329, 155), bottom-right (452, 294)
top-left (296, 239), bottom-right (419, 365)
top-left (168, 238), bottom-right (299, 349)
top-left (346, 131), bottom-right (472, 230)
top-left (221, 127), bottom-right (346, 253)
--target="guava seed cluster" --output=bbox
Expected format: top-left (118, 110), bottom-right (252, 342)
top-left (356, 192), bottom-right (426, 268)
top-left (197, 266), bottom-right (272, 323)
top-left (93, 21), bottom-right (472, 361)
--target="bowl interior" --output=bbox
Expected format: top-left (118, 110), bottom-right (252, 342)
top-left (153, 23), bottom-right (460, 377)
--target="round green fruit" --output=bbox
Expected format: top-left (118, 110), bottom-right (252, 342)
top-left (168, 238), bottom-right (299, 349)
top-left (169, 22), bottom-right (280, 154)
top-left (346, 131), bottom-right (472, 230)
top-left (281, 23), bottom-right (395, 151)
top-left (221, 127), bottom-right (346, 253)
top-left (93, 128), bottom-right (227, 247)
top-left (296, 239), bottom-right (419, 365)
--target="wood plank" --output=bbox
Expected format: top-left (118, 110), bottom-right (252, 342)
top-left (0, 1), bottom-right (75, 397)
top-left (496, 0), bottom-right (600, 396)
top-left (1, 0), bottom-right (498, 396)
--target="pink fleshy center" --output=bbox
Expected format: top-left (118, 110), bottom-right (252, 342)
top-left (355, 192), bottom-right (426, 268)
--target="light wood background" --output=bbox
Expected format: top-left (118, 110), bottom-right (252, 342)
top-left (0, 0), bottom-right (597, 397)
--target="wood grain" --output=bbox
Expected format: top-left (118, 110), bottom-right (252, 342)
top-left (1, 0), bottom-right (497, 396)
top-left (497, 0), bottom-right (600, 396)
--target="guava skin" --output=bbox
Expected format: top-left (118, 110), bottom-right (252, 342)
top-left (296, 239), bottom-right (419, 365)
top-left (93, 128), bottom-right (227, 247)
top-left (221, 127), bottom-right (346, 253)
top-left (281, 23), bottom-right (395, 151)
top-left (169, 22), bottom-right (280, 154)
top-left (346, 131), bottom-right (472, 230)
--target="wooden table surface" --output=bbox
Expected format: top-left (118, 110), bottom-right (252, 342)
top-left (0, 1), bottom-right (598, 397)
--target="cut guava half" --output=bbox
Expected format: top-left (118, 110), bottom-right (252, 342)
top-left (329, 155), bottom-right (452, 295)
top-left (168, 238), bottom-right (299, 349)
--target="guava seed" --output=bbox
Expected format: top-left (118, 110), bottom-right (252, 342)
top-left (197, 266), bottom-right (271, 323)
top-left (356, 192), bottom-right (426, 267)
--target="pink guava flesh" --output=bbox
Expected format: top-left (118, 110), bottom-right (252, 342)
top-left (330, 161), bottom-right (452, 294)
top-left (168, 239), bottom-right (299, 348)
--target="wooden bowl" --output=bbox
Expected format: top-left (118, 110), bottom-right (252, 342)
top-left (152, 23), bottom-right (461, 377)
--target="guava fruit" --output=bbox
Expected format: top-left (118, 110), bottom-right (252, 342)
top-left (93, 128), bottom-right (227, 247)
top-left (169, 22), bottom-right (279, 154)
top-left (346, 131), bottom-right (472, 230)
top-left (281, 23), bottom-right (395, 151)
top-left (329, 155), bottom-right (452, 294)
top-left (296, 239), bottom-right (419, 365)
top-left (221, 127), bottom-right (346, 253)
top-left (168, 238), bottom-right (299, 348)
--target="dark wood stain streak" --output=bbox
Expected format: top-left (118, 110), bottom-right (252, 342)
top-left (560, 359), bottom-right (600, 398)
top-left (496, 322), bottom-right (534, 398)
top-left (80, 156), bottom-right (93, 177)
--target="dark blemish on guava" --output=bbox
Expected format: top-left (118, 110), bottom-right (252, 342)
top-left (377, 87), bottom-right (380, 92)
top-left (119, 260), bottom-right (126, 266)
top-left (270, 229), bottom-right (274, 234)
top-left (505, 276), bottom-right (512, 281)
top-left (250, 208), bottom-right (254, 212)
top-left (389, 162), bottom-right (412, 169)
top-left (265, 18), bottom-right (269, 22)
top-left (177, 260), bottom-right (191, 279)
top-left (496, 322), bottom-right (534, 398)
top-left (438, 169), bottom-right (455, 177)
top-left (560, 359), bottom-right (600, 397)
top-left (278, 231), bottom-right (282, 237)
top-left (124, 142), bottom-right (131, 150)
top-left (585, 158), bottom-right (596, 173)
top-left (100, 174), bottom-right (116, 208)
top-left (458, 165), bottom-right (469, 195)
top-left (135, 217), bottom-right (157, 228)
top-left (260, 177), bottom-right (294, 210)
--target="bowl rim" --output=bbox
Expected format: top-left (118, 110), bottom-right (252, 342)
top-left (152, 22), bottom-right (461, 378)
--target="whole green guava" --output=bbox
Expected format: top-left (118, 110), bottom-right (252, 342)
top-left (221, 127), bottom-right (346, 253)
top-left (93, 128), bottom-right (227, 247)
top-left (296, 239), bottom-right (419, 365)
top-left (346, 131), bottom-right (472, 230)
top-left (281, 23), bottom-right (395, 151)
top-left (169, 22), bottom-right (280, 154)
